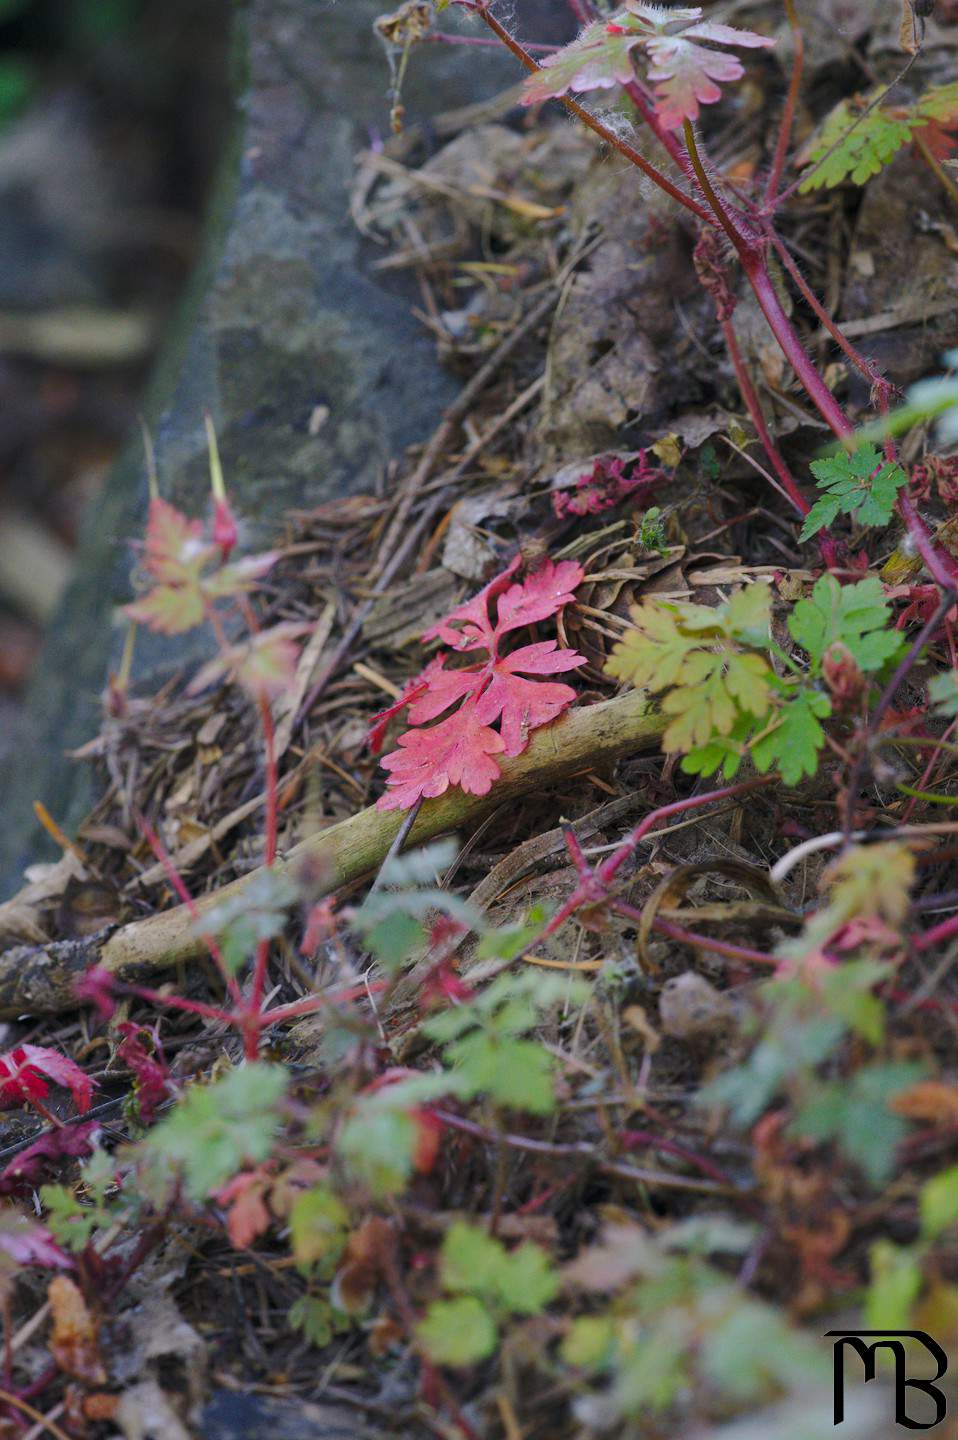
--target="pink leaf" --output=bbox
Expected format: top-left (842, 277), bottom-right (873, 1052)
top-left (476, 643), bottom-right (583, 757)
top-left (494, 559), bottom-right (585, 636)
top-left (141, 498), bottom-right (207, 584)
top-left (423, 555), bottom-right (522, 651)
top-left (522, 2), bottom-right (773, 129)
top-left (0, 1123), bottom-right (100, 1196)
top-left (377, 702), bottom-right (505, 811)
top-left (0, 1213), bottom-right (70, 1270)
top-left (0, 1045), bottom-right (95, 1114)
top-left (645, 37), bottom-right (745, 129)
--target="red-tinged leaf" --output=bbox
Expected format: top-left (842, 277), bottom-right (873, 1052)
top-left (413, 1110), bottom-right (442, 1174)
top-left (521, 3), bottom-right (772, 128)
top-left (377, 702), bottom-right (505, 811)
top-left (423, 555), bottom-right (522, 652)
top-left (495, 559), bottom-right (585, 636)
top-left (116, 1024), bottom-right (170, 1124)
top-left (215, 1172), bottom-right (272, 1249)
top-left (521, 18), bottom-right (645, 104)
top-left (645, 36), bottom-right (746, 129)
top-left (367, 656), bottom-right (448, 753)
top-left (475, 641), bottom-right (583, 757)
top-left (0, 1212), bottom-right (69, 1270)
top-left (379, 559), bottom-right (584, 809)
top-left (0, 1124), bottom-right (100, 1197)
top-left (187, 622), bottom-right (311, 699)
top-left (204, 551), bottom-right (280, 599)
top-left (125, 583), bottom-right (205, 635)
top-left (915, 80), bottom-right (958, 160)
top-left (0, 1045), bottom-right (95, 1114)
top-left (141, 497), bottom-right (206, 584)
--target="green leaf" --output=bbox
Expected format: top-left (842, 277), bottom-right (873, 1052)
top-left (440, 1222), bottom-right (506, 1296)
top-left (288, 1295), bottom-right (337, 1348)
top-left (792, 1061), bottom-right (925, 1186)
top-left (144, 1063), bottom-right (287, 1200)
top-left (289, 1186), bottom-right (350, 1271)
top-left (418, 1296), bottom-right (498, 1366)
top-left (801, 445), bottom-right (906, 539)
top-left (798, 95), bottom-right (915, 192)
top-left (448, 1032), bottom-right (556, 1114)
top-left (865, 1240), bottom-right (923, 1329)
top-left (929, 670), bottom-right (958, 718)
top-left (788, 574), bottom-right (902, 674)
top-left (495, 1241), bottom-right (560, 1314)
top-left (799, 493), bottom-right (842, 540)
top-left (752, 689), bottom-right (831, 786)
top-left (920, 1165), bottom-right (958, 1240)
top-left (561, 1316), bottom-right (618, 1370)
top-left (196, 868), bottom-right (298, 976)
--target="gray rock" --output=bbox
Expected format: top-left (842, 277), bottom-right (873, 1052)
top-left (0, 0), bottom-right (569, 889)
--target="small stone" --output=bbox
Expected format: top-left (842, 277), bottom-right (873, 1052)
top-left (659, 972), bottom-right (736, 1041)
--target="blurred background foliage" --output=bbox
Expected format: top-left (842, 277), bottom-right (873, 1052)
top-left (0, 0), bottom-right (230, 748)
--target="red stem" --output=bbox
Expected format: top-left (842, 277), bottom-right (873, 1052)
top-left (260, 977), bottom-right (389, 1028)
top-left (769, 232), bottom-right (893, 405)
top-left (258, 695), bottom-right (278, 868)
top-left (465, 3), bottom-right (715, 225)
top-left (721, 316), bottom-right (809, 517)
top-left (599, 776), bottom-right (774, 886)
top-left (764, 0), bottom-right (803, 203)
top-left (136, 813), bottom-right (243, 1006)
top-left (742, 258), bottom-right (853, 440)
top-left (914, 911), bottom-right (958, 954)
top-left (120, 984), bottom-right (238, 1025)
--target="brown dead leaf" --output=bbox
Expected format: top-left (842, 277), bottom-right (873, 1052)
top-left (48, 1274), bottom-right (106, 1385)
top-left (890, 1080), bottom-right (958, 1123)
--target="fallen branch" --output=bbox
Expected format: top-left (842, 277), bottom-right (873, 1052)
top-left (0, 692), bottom-right (664, 1017)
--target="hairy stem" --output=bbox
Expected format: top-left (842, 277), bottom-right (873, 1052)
top-left (764, 0), bottom-right (804, 203)
top-left (466, 2), bottom-right (715, 224)
top-left (720, 316), bottom-right (809, 517)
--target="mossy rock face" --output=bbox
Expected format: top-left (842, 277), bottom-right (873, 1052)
top-left (0, 0), bottom-right (566, 888)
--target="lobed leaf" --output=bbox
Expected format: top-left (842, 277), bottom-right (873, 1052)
top-left (521, 2), bottom-right (773, 129)
top-left (801, 444), bottom-right (907, 540)
top-left (798, 94), bottom-right (915, 192)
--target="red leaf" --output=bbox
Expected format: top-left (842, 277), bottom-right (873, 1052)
top-left (475, 642), bottom-right (584, 757)
top-left (367, 656), bottom-right (449, 753)
top-left (0, 1045), bottom-right (95, 1114)
top-left (494, 559), bottom-right (585, 636)
top-left (0, 1123), bottom-right (100, 1196)
top-left (423, 555), bottom-right (522, 652)
top-left (377, 557), bottom-right (584, 810)
top-left (378, 702), bottom-right (505, 810)
top-left (116, 1024), bottom-right (170, 1124)
top-left (915, 81), bottom-right (958, 161)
